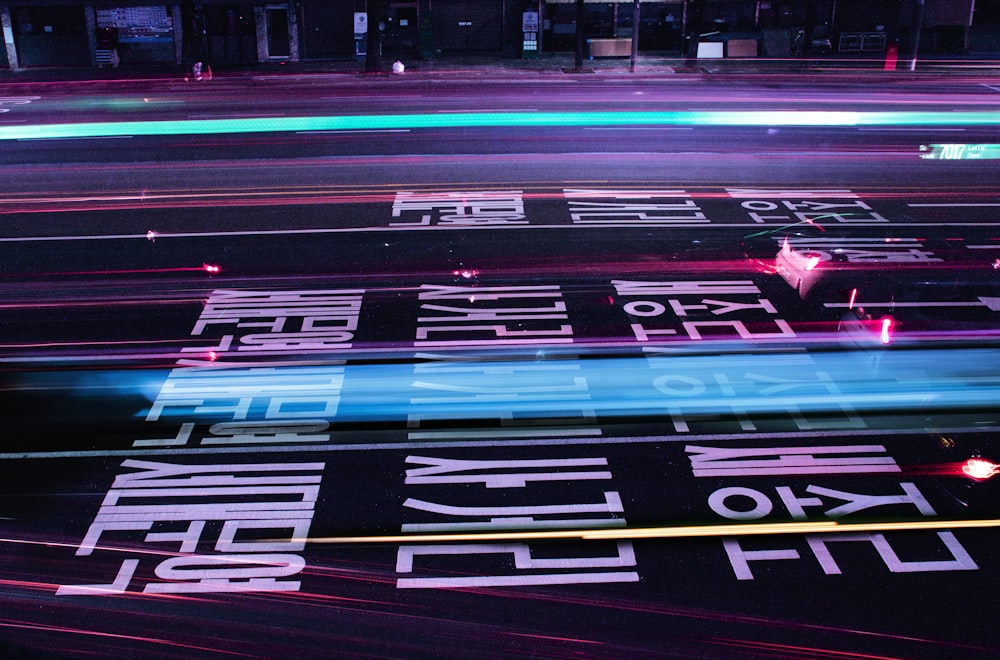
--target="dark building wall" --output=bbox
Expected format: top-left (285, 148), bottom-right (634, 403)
top-left (432, 0), bottom-right (504, 52)
top-left (834, 0), bottom-right (898, 32)
top-left (204, 3), bottom-right (257, 65)
top-left (300, 0), bottom-right (354, 58)
top-left (687, 0), bottom-right (757, 32)
top-left (543, 1), bottom-right (687, 52)
top-left (359, 1), bottom-right (513, 58)
top-left (11, 4), bottom-right (89, 66)
top-left (925, 0), bottom-right (975, 26)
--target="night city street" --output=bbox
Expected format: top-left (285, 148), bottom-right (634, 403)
top-left (3, 22), bottom-right (1000, 658)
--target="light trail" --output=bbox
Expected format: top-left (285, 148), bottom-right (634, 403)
top-left (8, 264), bottom-right (220, 277)
top-left (5, 348), bottom-right (1000, 425)
top-left (3, 109), bottom-right (1000, 142)
top-left (0, 188), bottom-right (395, 209)
top-left (2, 178), bottom-right (997, 218)
top-left (0, 621), bottom-right (254, 657)
top-left (307, 518), bottom-right (1000, 545)
top-left (17, 519), bottom-right (997, 556)
top-left (7, 220), bottom-right (1000, 245)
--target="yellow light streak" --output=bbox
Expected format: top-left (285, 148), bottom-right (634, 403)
top-left (306, 518), bottom-right (1000, 545)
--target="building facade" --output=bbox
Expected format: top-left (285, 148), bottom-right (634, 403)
top-left (2, 0), bottom-right (995, 71)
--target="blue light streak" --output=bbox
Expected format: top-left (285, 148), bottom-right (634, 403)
top-left (31, 345), bottom-right (994, 423)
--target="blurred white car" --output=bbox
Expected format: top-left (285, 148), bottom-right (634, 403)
top-left (775, 235), bottom-right (825, 298)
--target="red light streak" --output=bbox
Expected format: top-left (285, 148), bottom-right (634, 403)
top-left (880, 317), bottom-right (893, 344)
top-left (0, 620), bottom-right (252, 656)
top-left (506, 632), bottom-right (604, 645)
top-left (706, 637), bottom-right (899, 659)
top-left (7, 179), bottom-right (996, 216)
top-left (0, 338), bottom-right (203, 349)
top-left (8, 265), bottom-right (222, 278)
top-left (962, 457), bottom-right (1000, 481)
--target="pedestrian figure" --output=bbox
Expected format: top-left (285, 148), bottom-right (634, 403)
top-left (185, 61), bottom-right (212, 82)
top-left (185, 61), bottom-right (203, 82)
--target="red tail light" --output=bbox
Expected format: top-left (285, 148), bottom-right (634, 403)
top-left (880, 317), bottom-right (893, 345)
top-left (961, 457), bottom-right (999, 481)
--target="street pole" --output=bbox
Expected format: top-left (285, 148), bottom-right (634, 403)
top-left (419, 0), bottom-right (433, 60)
top-left (536, 0), bottom-right (544, 56)
top-left (630, 0), bottom-right (640, 72)
top-left (574, 0), bottom-right (585, 69)
top-left (366, 0), bottom-right (383, 73)
top-left (1, 7), bottom-right (21, 71)
top-left (908, 0), bottom-right (925, 72)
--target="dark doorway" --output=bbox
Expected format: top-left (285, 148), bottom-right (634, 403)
top-left (267, 6), bottom-right (290, 58)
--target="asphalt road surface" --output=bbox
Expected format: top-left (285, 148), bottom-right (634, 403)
top-left (2, 73), bottom-right (1000, 658)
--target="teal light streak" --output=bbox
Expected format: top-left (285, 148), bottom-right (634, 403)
top-left (3, 110), bottom-right (1000, 141)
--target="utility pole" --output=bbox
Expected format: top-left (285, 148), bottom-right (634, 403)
top-left (366, 0), bottom-right (383, 73)
top-left (419, 0), bottom-right (433, 60)
top-left (908, 0), bottom-right (925, 72)
top-left (574, 0), bottom-right (585, 69)
top-left (630, 0), bottom-right (640, 72)
top-left (1, 7), bottom-right (20, 71)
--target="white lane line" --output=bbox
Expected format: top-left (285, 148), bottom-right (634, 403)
top-left (8, 221), bottom-right (1000, 243)
top-left (3, 426), bottom-right (997, 460)
top-left (409, 428), bottom-right (603, 440)
top-left (824, 301), bottom-right (991, 308)
top-left (296, 129), bottom-right (410, 134)
top-left (583, 127), bottom-right (694, 131)
top-left (908, 203), bottom-right (1000, 207)
top-left (320, 95), bottom-right (413, 100)
top-left (981, 84), bottom-right (1000, 93)
top-left (858, 127), bottom-right (966, 132)
top-left (186, 113), bottom-right (287, 119)
top-left (435, 108), bottom-right (539, 113)
top-left (16, 135), bottom-right (133, 142)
